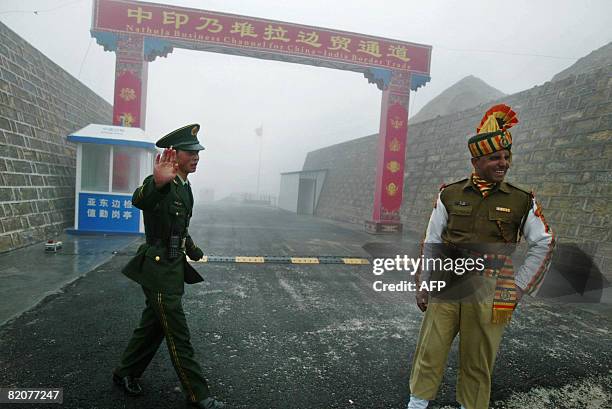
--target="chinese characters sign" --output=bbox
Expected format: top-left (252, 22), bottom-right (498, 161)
top-left (78, 192), bottom-right (140, 233)
top-left (92, 0), bottom-right (431, 74)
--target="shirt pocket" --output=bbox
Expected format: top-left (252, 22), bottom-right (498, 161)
top-left (144, 244), bottom-right (167, 264)
top-left (168, 203), bottom-right (186, 218)
top-left (448, 205), bottom-right (473, 232)
top-left (488, 209), bottom-right (517, 242)
top-left (143, 244), bottom-right (183, 273)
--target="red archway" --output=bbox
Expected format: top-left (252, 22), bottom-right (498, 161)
top-left (91, 0), bottom-right (432, 232)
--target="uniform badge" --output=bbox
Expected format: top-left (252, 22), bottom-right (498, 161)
top-left (496, 207), bottom-right (511, 213)
top-left (455, 201), bottom-right (470, 206)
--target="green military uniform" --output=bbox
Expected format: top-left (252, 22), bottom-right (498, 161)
top-left (115, 125), bottom-right (212, 404)
top-left (121, 174), bottom-right (204, 294)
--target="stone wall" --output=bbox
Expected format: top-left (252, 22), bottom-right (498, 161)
top-left (304, 135), bottom-right (378, 225)
top-left (0, 22), bottom-right (112, 252)
top-left (304, 65), bottom-right (612, 277)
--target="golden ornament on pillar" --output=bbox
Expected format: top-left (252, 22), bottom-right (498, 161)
top-left (386, 160), bottom-right (401, 173)
top-left (390, 116), bottom-right (404, 129)
top-left (119, 87), bottom-right (136, 102)
top-left (119, 112), bottom-right (135, 127)
top-left (386, 182), bottom-right (398, 196)
top-left (388, 138), bottom-right (401, 152)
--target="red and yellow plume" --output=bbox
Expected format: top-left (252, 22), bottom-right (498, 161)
top-left (468, 104), bottom-right (519, 158)
top-left (476, 104), bottom-right (519, 134)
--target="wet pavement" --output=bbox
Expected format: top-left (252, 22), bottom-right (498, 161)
top-left (0, 203), bottom-right (611, 408)
top-left (0, 233), bottom-right (138, 326)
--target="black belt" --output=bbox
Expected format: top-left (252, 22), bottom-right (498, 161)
top-left (145, 237), bottom-right (186, 250)
top-left (441, 244), bottom-right (509, 271)
top-left (146, 237), bottom-right (164, 246)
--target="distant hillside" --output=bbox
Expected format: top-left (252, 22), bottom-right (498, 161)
top-left (552, 41), bottom-right (612, 82)
top-left (410, 75), bottom-right (506, 124)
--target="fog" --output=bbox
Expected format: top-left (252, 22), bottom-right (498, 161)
top-left (1, 0), bottom-right (610, 199)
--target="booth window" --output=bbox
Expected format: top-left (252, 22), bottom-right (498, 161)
top-left (81, 144), bottom-right (110, 191)
top-left (112, 146), bottom-right (141, 193)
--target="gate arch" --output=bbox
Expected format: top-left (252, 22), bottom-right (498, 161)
top-left (91, 0), bottom-right (432, 232)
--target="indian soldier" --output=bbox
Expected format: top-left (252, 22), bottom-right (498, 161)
top-left (407, 105), bottom-right (555, 409)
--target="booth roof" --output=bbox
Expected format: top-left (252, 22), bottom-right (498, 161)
top-left (67, 124), bottom-right (157, 150)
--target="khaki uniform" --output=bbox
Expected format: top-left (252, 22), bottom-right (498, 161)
top-left (410, 178), bottom-right (554, 409)
top-left (439, 179), bottom-right (530, 245)
top-left (115, 175), bottom-right (210, 403)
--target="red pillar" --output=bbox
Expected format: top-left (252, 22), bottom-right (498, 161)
top-left (366, 71), bottom-right (411, 233)
top-left (112, 34), bottom-right (148, 129)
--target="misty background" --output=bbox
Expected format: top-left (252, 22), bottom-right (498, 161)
top-left (1, 0), bottom-right (610, 200)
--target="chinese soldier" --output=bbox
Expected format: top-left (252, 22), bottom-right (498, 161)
top-left (113, 124), bottom-right (226, 409)
top-left (407, 105), bottom-right (555, 409)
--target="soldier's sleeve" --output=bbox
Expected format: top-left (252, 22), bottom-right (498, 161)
top-left (415, 191), bottom-right (448, 287)
top-left (131, 175), bottom-right (171, 211)
top-left (515, 194), bottom-right (555, 295)
top-left (185, 235), bottom-right (204, 261)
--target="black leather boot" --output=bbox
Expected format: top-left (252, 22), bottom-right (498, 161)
top-left (112, 373), bottom-right (143, 396)
top-left (188, 397), bottom-right (226, 408)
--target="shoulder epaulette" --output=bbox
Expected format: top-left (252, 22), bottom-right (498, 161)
top-left (504, 181), bottom-right (531, 195)
top-left (440, 178), bottom-right (468, 191)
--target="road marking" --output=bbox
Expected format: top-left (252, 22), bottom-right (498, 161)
top-left (290, 257), bottom-right (320, 264)
top-left (235, 256), bottom-right (265, 263)
top-left (342, 258), bottom-right (370, 265)
top-left (189, 255), bottom-right (370, 265)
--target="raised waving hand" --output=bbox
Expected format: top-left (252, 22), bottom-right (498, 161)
top-left (153, 148), bottom-right (178, 188)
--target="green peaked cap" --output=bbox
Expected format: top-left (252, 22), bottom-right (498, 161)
top-left (156, 124), bottom-right (205, 151)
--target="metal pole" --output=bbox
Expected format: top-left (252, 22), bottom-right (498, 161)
top-left (256, 134), bottom-right (263, 197)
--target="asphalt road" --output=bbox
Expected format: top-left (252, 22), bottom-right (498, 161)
top-left (1, 204), bottom-right (611, 409)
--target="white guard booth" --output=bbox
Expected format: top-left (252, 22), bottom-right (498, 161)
top-left (67, 124), bottom-right (156, 234)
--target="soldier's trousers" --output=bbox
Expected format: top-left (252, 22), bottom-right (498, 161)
top-left (115, 287), bottom-right (210, 403)
top-left (409, 279), bottom-right (507, 409)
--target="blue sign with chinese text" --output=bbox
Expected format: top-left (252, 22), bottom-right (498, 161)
top-left (78, 192), bottom-right (140, 233)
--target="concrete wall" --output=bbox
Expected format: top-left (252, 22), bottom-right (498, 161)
top-left (303, 65), bottom-right (612, 276)
top-left (304, 135), bottom-right (378, 224)
top-left (279, 172), bottom-right (300, 212)
top-left (0, 22), bottom-right (112, 252)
